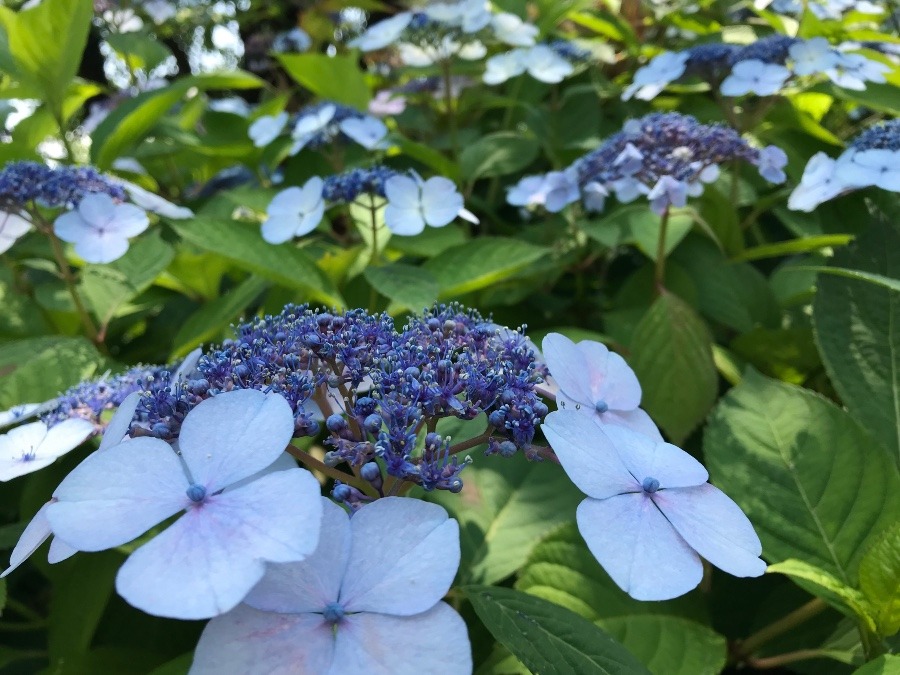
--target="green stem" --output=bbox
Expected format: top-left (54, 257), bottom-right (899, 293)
top-left (447, 430), bottom-right (492, 457)
top-left (440, 59), bottom-right (459, 160)
top-left (653, 207), bottom-right (671, 292)
top-left (745, 649), bottom-right (827, 669)
top-left (734, 598), bottom-right (827, 661)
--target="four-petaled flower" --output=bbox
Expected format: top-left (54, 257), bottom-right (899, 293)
top-left (543, 411), bottom-right (765, 600)
top-left (835, 149), bottom-right (900, 191)
top-left (542, 332), bottom-right (661, 440)
top-left (338, 116), bottom-right (390, 150)
top-left (384, 173), bottom-right (478, 235)
top-left (0, 419), bottom-right (93, 482)
top-left (44, 389), bottom-right (323, 619)
top-left (262, 177), bottom-right (326, 244)
top-left (788, 152), bottom-right (844, 211)
top-left (54, 193), bottom-right (149, 263)
top-left (190, 496), bottom-right (470, 675)
top-left (720, 60), bottom-right (791, 97)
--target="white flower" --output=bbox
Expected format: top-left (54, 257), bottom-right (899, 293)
top-left (0, 211), bottom-right (31, 254)
top-left (788, 152), bottom-right (845, 211)
top-left (524, 45), bottom-right (574, 83)
top-left (44, 390), bottom-right (323, 619)
top-left (789, 38), bottom-right (839, 76)
top-left (720, 60), bottom-right (791, 97)
top-left (825, 53), bottom-right (889, 90)
top-left (143, 0), bottom-right (176, 24)
top-left (426, 0), bottom-right (491, 32)
top-left (261, 177), bottom-right (325, 244)
top-left (118, 180), bottom-right (193, 219)
top-left (249, 111), bottom-right (288, 147)
top-left (208, 97), bottom-right (251, 117)
top-left (54, 194), bottom-right (149, 264)
top-left (622, 51), bottom-right (688, 101)
top-left (291, 105), bottom-right (336, 154)
top-left (190, 497), bottom-right (471, 675)
top-left (384, 174), bottom-right (478, 236)
top-left (348, 12), bottom-right (413, 51)
top-left (483, 50), bottom-right (527, 85)
top-left (492, 12), bottom-right (539, 47)
top-left (0, 419), bottom-right (93, 482)
top-left (399, 36), bottom-right (485, 67)
top-left (338, 116), bottom-right (389, 150)
top-left (648, 176), bottom-right (689, 214)
top-left (0, 403), bottom-right (41, 428)
top-left (835, 149), bottom-right (900, 191)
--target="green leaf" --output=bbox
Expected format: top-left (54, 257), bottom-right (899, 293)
top-left (629, 291), bottom-right (718, 443)
top-left (459, 132), bottom-right (540, 180)
top-left (854, 654), bottom-right (900, 675)
top-left (0, 337), bottom-right (107, 407)
top-left (799, 266), bottom-right (900, 293)
top-left (106, 31), bottom-right (173, 73)
top-left (859, 523), bottom-right (900, 637)
top-left (424, 238), bottom-right (547, 298)
top-left (733, 234), bottom-right (853, 262)
top-left (426, 453), bottom-right (580, 585)
top-left (364, 264), bottom-right (439, 312)
top-left (0, 0), bottom-right (92, 119)
top-left (277, 53), bottom-right (369, 109)
top-left (582, 206), bottom-right (693, 261)
top-left (464, 586), bottom-right (651, 675)
top-left (767, 559), bottom-right (877, 632)
top-left (171, 277), bottom-right (268, 358)
top-left (813, 218), bottom-right (900, 464)
top-left (48, 551), bottom-right (123, 664)
top-left (704, 370), bottom-right (900, 585)
top-left (147, 652), bottom-right (193, 675)
top-left (79, 233), bottom-right (174, 322)
top-left (169, 216), bottom-right (343, 308)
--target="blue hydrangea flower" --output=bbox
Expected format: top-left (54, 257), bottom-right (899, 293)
top-left (53, 193), bottom-right (149, 263)
top-left (543, 411), bottom-right (765, 600)
top-left (0, 419), bottom-right (93, 482)
top-left (384, 174), bottom-right (478, 235)
top-left (261, 177), bottom-right (326, 244)
top-left (190, 497), bottom-right (470, 675)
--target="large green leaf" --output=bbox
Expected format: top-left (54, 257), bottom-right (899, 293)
top-left (705, 370), bottom-right (900, 585)
top-left (169, 216), bottom-right (343, 308)
top-left (426, 453), bottom-right (580, 585)
top-left (464, 586), bottom-right (651, 675)
top-left (459, 132), bottom-right (540, 180)
top-left (277, 53), bottom-right (369, 109)
top-left (854, 654), bottom-right (900, 675)
top-left (859, 523), bottom-right (900, 638)
top-left (364, 263), bottom-right (439, 312)
top-left (423, 238), bottom-right (547, 298)
top-left (582, 206), bottom-right (694, 261)
top-left (813, 218), bottom-right (900, 464)
top-left (0, 0), bottom-right (92, 119)
top-left (629, 291), bottom-right (718, 443)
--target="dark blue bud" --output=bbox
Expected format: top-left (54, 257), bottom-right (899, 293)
top-left (303, 333), bottom-right (322, 348)
top-left (323, 451), bottom-right (341, 467)
top-left (642, 477), bottom-right (660, 493)
top-left (332, 483), bottom-right (352, 501)
top-left (273, 331), bottom-right (287, 342)
top-left (533, 402), bottom-right (549, 418)
top-left (151, 422), bottom-right (170, 437)
top-left (322, 602), bottom-right (345, 623)
top-left (404, 366), bottom-right (421, 378)
top-left (437, 359), bottom-right (452, 372)
top-left (595, 400), bottom-right (609, 414)
top-left (233, 364), bottom-right (250, 379)
top-left (498, 440), bottom-right (517, 457)
top-left (186, 484), bottom-right (207, 502)
top-left (326, 414), bottom-right (348, 433)
top-left (327, 375), bottom-right (341, 388)
top-left (500, 390), bottom-right (515, 404)
top-left (424, 432), bottom-right (442, 450)
top-left (361, 462), bottom-right (381, 482)
top-left (448, 478), bottom-right (464, 493)
top-left (489, 410), bottom-right (506, 428)
top-left (427, 318), bottom-right (441, 331)
top-left (189, 378), bottom-right (210, 395)
top-left (317, 313), bottom-right (333, 327)
top-left (363, 414), bottom-right (382, 434)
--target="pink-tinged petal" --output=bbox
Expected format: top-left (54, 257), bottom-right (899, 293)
top-left (602, 425), bottom-right (707, 489)
top-left (53, 210), bottom-right (91, 243)
top-left (77, 193), bottom-right (117, 226)
top-left (47, 437), bottom-right (188, 551)
top-left (340, 497), bottom-right (459, 615)
top-left (99, 392), bottom-right (141, 451)
top-left (541, 411), bottom-right (638, 499)
top-left (47, 537), bottom-right (77, 564)
top-left (74, 232), bottom-right (130, 264)
top-left (602, 407), bottom-right (663, 441)
top-left (383, 205), bottom-right (425, 235)
top-left (334, 603), bottom-right (471, 675)
top-left (584, 345), bottom-right (641, 410)
top-left (1, 502), bottom-right (52, 577)
top-left (117, 468), bottom-right (321, 619)
top-left (653, 483), bottom-right (765, 578)
top-left (177, 390), bottom-right (295, 491)
top-left (38, 418), bottom-right (93, 460)
top-left (107, 203), bottom-right (149, 237)
top-left (542, 333), bottom-right (593, 406)
top-left (577, 494), bottom-right (702, 601)
top-left (246, 497), bottom-right (350, 614)
top-left (191, 605), bottom-right (335, 675)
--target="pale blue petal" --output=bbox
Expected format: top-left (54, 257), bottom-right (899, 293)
top-left (653, 483), bottom-right (765, 577)
top-left (577, 494), bottom-right (702, 601)
top-left (339, 497), bottom-right (459, 616)
top-left (601, 425), bottom-right (707, 489)
top-left (333, 603), bottom-right (471, 675)
top-left (1, 502), bottom-right (52, 577)
top-left (541, 333), bottom-right (593, 406)
top-left (177, 390), bottom-right (295, 491)
top-left (48, 437), bottom-right (187, 551)
top-left (74, 232), bottom-right (129, 264)
top-left (383, 205), bottom-right (425, 235)
top-left (99, 392), bottom-right (141, 451)
top-left (245, 497), bottom-right (350, 614)
top-left (602, 407), bottom-right (663, 441)
top-left (191, 605), bottom-right (334, 675)
top-left (541, 411), bottom-right (638, 499)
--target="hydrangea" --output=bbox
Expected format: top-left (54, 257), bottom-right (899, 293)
top-left (0, 211), bottom-right (31, 254)
top-left (261, 178), bottom-right (326, 244)
top-left (53, 193), bottom-right (149, 263)
top-left (720, 60), bottom-right (791, 96)
top-left (383, 174), bottom-right (478, 235)
top-left (264, 103), bottom-right (391, 154)
top-left (190, 497), bottom-right (470, 674)
top-left (483, 44), bottom-right (576, 85)
top-left (542, 333), bottom-right (661, 440)
top-left (322, 166), bottom-right (399, 203)
top-left (511, 113), bottom-right (786, 216)
top-left (44, 390), bottom-right (323, 619)
top-left (248, 112), bottom-right (289, 147)
top-left (0, 162), bottom-right (126, 210)
top-left (0, 419), bottom-right (93, 482)
top-left (543, 411), bottom-right (765, 600)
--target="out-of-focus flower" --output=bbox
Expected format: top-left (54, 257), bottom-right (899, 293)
top-left (349, 12), bottom-right (413, 51)
top-left (622, 51), bottom-right (688, 100)
top-left (825, 52), bottom-right (889, 90)
top-left (338, 116), bottom-right (389, 150)
top-left (492, 12), bottom-right (538, 47)
top-left (720, 59), bottom-right (791, 96)
top-left (249, 112), bottom-right (289, 148)
top-left (262, 178), bottom-right (326, 244)
top-left (789, 38), bottom-right (840, 76)
top-left (368, 90), bottom-right (407, 116)
top-left (787, 152), bottom-right (844, 211)
top-left (0, 419), bottom-right (93, 482)
top-left (292, 105), bottom-right (336, 154)
top-left (53, 193), bottom-right (149, 264)
top-left (0, 211), bottom-right (31, 254)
